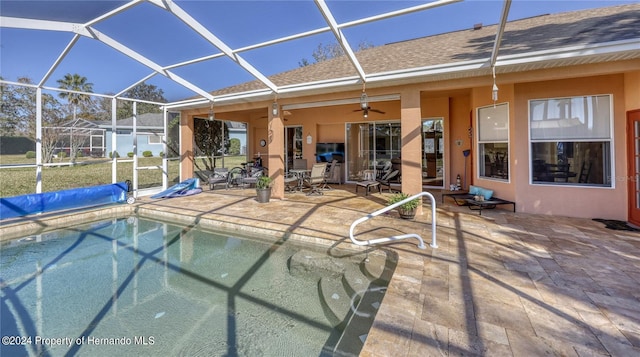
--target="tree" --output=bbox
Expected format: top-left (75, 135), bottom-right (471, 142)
top-left (57, 73), bottom-right (94, 121)
top-left (1, 77), bottom-right (65, 161)
top-left (57, 73), bottom-right (93, 163)
top-left (229, 138), bottom-right (241, 156)
top-left (299, 41), bottom-right (375, 67)
top-left (117, 83), bottom-right (166, 118)
top-left (166, 113), bottom-right (181, 158)
top-left (193, 118), bottom-right (230, 171)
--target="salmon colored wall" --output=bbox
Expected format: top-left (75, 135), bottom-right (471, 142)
top-left (470, 84), bottom-right (516, 201)
top-left (180, 113), bottom-right (195, 180)
top-left (401, 89), bottom-right (423, 214)
top-left (448, 94), bottom-right (472, 190)
top-left (513, 74), bottom-right (626, 219)
top-left (253, 126), bottom-right (268, 157)
top-left (317, 123), bottom-right (344, 143)
top-left (625, 71), bottom-right (640, 110)
top-left (268, 114), bottom-right (285, 199)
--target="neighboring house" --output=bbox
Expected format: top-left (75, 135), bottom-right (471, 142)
top-left (96, 113), bottom-right (168, 157)
top-left (45, 118), bottom-right (106, 157)
top-left (174, 4), bottom-right (640, 223)
top-left (96, 113), bottom-right (247, 157)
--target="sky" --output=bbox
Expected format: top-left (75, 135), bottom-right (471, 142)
top-left (0, 0), bottom-right (636, 103)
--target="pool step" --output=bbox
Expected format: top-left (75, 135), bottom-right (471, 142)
top-left (362, 252), bottom-right (391, 281)
top-left (288, 250), bottom-right (394, 356)
top-left (288, 250), bottom-right (346, 280)
top-left (319, 259), bottom-right (388, 356)
top-left (318, 275), bottom-right (356, 328)
top-left (332, 282), bottom-right (386, 356)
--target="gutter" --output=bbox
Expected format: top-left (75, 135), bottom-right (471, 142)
top-left (164, 38), bottom-right (640, 111)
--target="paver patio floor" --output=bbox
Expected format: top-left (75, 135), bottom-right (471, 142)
top-left (2, 184), bottom-right (639, 356)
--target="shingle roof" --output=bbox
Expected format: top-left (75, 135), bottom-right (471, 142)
top-left (95, 113), bottom-right (165, 128)
top-left (209, 3), bottom-right (640, 97)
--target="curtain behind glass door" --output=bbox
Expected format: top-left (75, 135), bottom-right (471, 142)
top-left (346, 123), bottom-right (373, 181)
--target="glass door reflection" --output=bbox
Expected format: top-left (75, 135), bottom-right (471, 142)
top-left (346, 122), bottom-right (400, 181)
top-left (422, 118), bottom-right (444, 188)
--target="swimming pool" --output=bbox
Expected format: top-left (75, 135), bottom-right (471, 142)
top-left (1, 216), bottom-right (396, 356)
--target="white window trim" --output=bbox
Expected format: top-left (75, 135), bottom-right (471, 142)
top-left (476, 102), bottom-right (510, 182)
top-left (527, 94), bottom-right (615, 188)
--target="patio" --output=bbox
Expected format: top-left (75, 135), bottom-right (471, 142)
top-left (127, 185), bottom-right (640, 356)
top-left (1, 184), bottom-right (639, 356)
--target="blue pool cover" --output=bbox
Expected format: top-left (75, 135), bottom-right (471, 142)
top-left (0, 181), bottom-right (129, 220)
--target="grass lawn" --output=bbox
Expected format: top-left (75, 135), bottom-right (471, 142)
top-left (0, 155), bottom-right (249, 197)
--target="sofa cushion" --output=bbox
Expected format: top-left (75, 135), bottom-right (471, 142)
top-left (469, 185), bottom-right (493, 200)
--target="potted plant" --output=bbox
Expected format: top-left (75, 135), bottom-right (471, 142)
top-left (255, 176), bottom-right (273, 203)
top-left (388, 192), bottom-right (420, 219)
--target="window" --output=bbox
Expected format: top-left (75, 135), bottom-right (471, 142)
top-left (529, 95), bottom-right (612, 186)
top-left (477, 103), bottom-right (509, 180)
top-left (148, 133), bottom-right (162, 144)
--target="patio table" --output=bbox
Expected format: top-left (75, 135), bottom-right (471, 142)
top-left (289, 169), bottom-right (310, 191)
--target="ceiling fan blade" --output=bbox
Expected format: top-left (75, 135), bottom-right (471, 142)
top-left (370, 108), bottom-right (386, 114)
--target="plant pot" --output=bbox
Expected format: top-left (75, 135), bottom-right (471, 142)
top-left (397, 207), bottom-right (416, 220)
top-left (256, 188), bottom-right (271, 203)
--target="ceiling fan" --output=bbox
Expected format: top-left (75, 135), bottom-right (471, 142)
top-left (354, 89), bottom-right (385, 118)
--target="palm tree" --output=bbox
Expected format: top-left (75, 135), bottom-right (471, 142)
top-left (57, 73), bottom-right (93, 121)
top-left (57, 73), bottom-right (93, 162)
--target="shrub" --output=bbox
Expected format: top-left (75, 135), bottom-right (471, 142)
top-left (387, 192), bottom-right (420, 210)
top-left (58, 151), bottom-right (67, 158)
top-left (109, 151), bottom-right (120, 158)
top-left (159, 151), bottom-right (164, 158)
top-left (26, 151), bottom-right (36, 159)
top-left (142, 150), bottom-right (153, 157)
top-left (256, 176), bottom-right (273, 189)
top-left (127, 152), bottom-right (134, 158)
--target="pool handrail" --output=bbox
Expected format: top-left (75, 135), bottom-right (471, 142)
top-left (349, 191), bottom-right (437, 250)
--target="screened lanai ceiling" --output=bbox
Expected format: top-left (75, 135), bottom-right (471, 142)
top-left (2, 0), bottom-right (639, 110)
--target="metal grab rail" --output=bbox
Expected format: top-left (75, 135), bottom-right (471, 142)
top-left (349, 192), bottom-right (438, 250)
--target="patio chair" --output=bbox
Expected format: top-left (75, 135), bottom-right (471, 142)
top-left (304, 162), bottom-right (328, 196)
top-left (226, 167), bottom-right (245, 189)
top-left (242, 167), bottom-right (267, 188)
top-left (377, 169), bottom-right (399, 193)
top-left (284, 172), bottom-right (301, 192)
top-left (293, 158), bottom-right (307, 170)
top-left (208, 168), bottom-right (228, 190)
top-left (377, 160), bottom-right (392, 179)
top-left (321, 159), bottom-right (338, 190)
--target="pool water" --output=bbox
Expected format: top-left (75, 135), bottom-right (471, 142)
top-left (0, 217), bottom-right (396, 356)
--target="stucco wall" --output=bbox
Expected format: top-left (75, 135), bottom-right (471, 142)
top-left (513, 74), bottom-right (626, 220)
top-left (470, 84), bottom-right (517, 202)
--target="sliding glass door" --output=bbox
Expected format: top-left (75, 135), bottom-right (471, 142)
top-left (346, 122), bottom-right (400, 181)
top-left (285, 126), bottom-right (303, 172)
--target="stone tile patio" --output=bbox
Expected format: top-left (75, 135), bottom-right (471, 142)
top-left (2, 185), bottom-right (639, 356)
